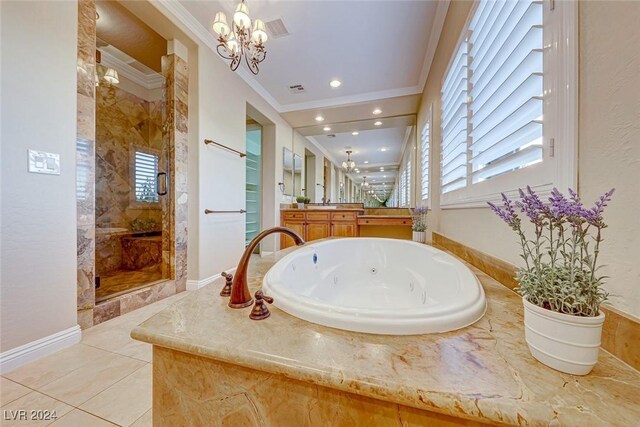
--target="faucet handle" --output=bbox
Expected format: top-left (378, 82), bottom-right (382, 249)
top-left (220, 272), bottom-right (233, 297)
top-left (249, 290), bottom-right (273, 320)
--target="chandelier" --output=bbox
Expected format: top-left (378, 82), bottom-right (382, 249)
top-left (212, 0), bottom-right (268, 75)
top-left (342, 150), bottom-right (356, 173)
top-left (361, 176), bottom-right (370, 187)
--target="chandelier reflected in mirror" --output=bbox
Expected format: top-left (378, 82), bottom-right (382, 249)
top-left (212, 0), bottom-right (268, 75)
top-left (361, 176), bottom-right (370, 187)
top-left (342, 150), bottom-right (356, 173)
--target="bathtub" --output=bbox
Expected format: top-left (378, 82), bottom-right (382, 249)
top-left (262, 238), bottom-right (486, 335)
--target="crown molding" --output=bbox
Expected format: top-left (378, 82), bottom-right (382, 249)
top-left (153, 0), bottom-right (449, 114)
top-left (418, 0), bottom-right (450, 90)
top-left (277, 85), bottom-right (423, 113)
top-left (100, 51), bottom-right (164, 90)
top-left (305, 136), bottom-right (341, 167)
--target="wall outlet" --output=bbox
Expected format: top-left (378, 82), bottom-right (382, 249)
top-left (28, 149), bottom-right (60, 175)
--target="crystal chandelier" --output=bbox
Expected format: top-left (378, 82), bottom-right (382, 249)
top-left (342, 150), bottom-right (356, 173)
top-left (361, 176), bottom-right (370, 187)
top-left (212, 0), bottom-right (268, 75)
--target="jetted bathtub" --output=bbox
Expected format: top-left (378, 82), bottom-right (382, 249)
top-left (262, 238), bottom-right (486, 335)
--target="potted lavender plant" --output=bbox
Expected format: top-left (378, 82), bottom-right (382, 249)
top-left (488, 187), bottom-right (614, 375)
top-left (410, 206), bottom-right (428, 243)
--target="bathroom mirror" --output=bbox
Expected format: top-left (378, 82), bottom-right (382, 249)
top-left (282, 147), bottom-right (294, 196)
top-left (293, 153), bottom-right (303, 197)
top-left (294, 114), bottom-right (417, 207)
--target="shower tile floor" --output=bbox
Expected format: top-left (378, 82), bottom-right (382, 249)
top-left (96, 267), bottom-right (164, 302)
top-left (1, 291), bottom-right (190, 426)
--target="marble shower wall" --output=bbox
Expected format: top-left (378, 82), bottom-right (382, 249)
top-left (161, 54), bottom-right (188, 293)
top-left (95, 77), bottom-right (163, 232)
top-left (76, 0), bottom-right (97, 329)
top-left (95, 77), bottom-right (163, 277)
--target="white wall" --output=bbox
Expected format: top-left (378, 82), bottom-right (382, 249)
top-left (0, 1), bottom-right (79, 351)
top-left (194, 40), bottom-right (297, 279)
top-left (417, 1), bottom-right (640, 317)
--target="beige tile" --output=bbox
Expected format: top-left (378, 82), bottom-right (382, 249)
top-left (4, 345), bottom-right (111, 390)
top-left (80, 364), bottom-right (152, 426)
top-left (82, 325), bottom-right (152, 362)
top-left (0, 391), bottom-right (72, 427)
top-left (0, 377), bottom-right (31, 406)
top-left (39, 350), bottom-right (145, 407)
top-left (50, 409), bottom-right (116, 427)
top-left (130, 409), bottom-right (152, 427)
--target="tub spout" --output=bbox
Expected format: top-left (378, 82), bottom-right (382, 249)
top-left (229, 227), bottom-right (305, 308)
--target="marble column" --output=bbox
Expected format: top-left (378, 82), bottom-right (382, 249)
top-left (161, 54), bottom-right (189, 293)
top-left (76, 0), bottom-right (97, 329)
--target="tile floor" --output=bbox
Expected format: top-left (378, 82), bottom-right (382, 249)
top-left (1, 291), bottom-right (190, 426)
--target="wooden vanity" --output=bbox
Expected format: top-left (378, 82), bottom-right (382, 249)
top-left (280, 207), bottom-right (412, 248)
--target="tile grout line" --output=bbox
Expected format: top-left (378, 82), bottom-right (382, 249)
top-left (80, 341), bottom-right (152, 364)
top-left (76, 363), bottom-right (151, 418)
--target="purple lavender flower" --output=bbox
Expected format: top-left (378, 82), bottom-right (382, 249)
top-left (516, 186), bottom-right (549, 226)
top-left (488, 193), bottom-right (521, 231)
top-left (582, 188), bottom-right (615, 227)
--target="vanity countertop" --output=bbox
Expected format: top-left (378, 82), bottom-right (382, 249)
top-left (131, 247), bottom-right (640, 426)
top-left (280, 208), bottom-right (365, 212)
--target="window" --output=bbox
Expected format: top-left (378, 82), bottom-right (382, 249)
top-left (440, 0), bottom-right (576, 207)
top-left (406, 157), bottom-right (412, 206)
top-left (420, 114), bottom-right (431, 202)
top-left (441, 41), bottom-right (468, 195)
top-left (134, 151), bottom-right (159, 203)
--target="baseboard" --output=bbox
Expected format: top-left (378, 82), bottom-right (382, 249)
top-left (186, 267), bottom-right (237, 291)
top-left (432, 231), bottom-right (640, 372)
top-left (0, 325), bottom-right (81, 375)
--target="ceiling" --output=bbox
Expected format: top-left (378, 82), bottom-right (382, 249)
top-left (96, 0), bottom-right (166, 72)
top-left (305, 115), bottom-right (415, 197)
top-left (178, 0), bottom-right (448, 112)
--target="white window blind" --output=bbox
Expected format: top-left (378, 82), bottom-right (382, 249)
top-left (469, 0), bottom-right (543, 183)
top-left (406, 158), bottom-right (412, 206)
top-left (420, 120), bottom-right (430, 201)
top-left (441, 41), bottom-right (468, 194)
top-left (135, 151), bottom-right (159, 203)
top-left (399, 166), bottom-right (407, 207)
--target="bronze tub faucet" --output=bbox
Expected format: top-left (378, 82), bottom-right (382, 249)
top-left (222, 227), bottom-right (305, 317)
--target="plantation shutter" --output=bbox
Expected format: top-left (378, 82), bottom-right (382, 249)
top-left (135, 151), bottom-right (159, 203)
top-left (469, 0), bottom-right (544, 183)
top-left (421, 120), bottom-right (430, 201)
top-left (441, 41), bottom-right (468, 194)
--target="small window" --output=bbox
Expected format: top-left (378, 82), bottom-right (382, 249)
top-left (420, 117), bottom-right (430, 202)
top-left (134, 151), bottom-right (159, 203)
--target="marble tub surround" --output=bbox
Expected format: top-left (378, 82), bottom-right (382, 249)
top-left (132, 250), bottom-right (640, 426)
top-left (433, 232), bottom-right (640, 372)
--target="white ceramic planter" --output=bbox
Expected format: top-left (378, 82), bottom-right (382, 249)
top-left (412, 231), bottom-right (425, 243)
top-left (522, 297), bottom-right (605, 375)
top-left (297, 203), bottom-right (305, 209)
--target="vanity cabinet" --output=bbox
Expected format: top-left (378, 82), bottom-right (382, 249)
top-left (281, 210), bottom-right (359, 249)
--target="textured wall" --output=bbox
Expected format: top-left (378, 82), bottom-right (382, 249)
top-left (417, 1), bottom-right (640, 317)
top-left (1, 0), bottom-right (79, 350)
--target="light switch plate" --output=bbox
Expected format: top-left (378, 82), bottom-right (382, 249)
top-left (28, 149), bottom-right (61, 175)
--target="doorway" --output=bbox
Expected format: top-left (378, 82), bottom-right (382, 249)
top-left (246, 118), bottom-right (262, 247)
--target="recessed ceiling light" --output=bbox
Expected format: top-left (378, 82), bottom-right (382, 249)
top-left (352, 131), bottom-right (359, 136)
top-left (374, 121), bottom-right (382, 126)
top-left (323, 126), bottom-right (331, 131)
top-left (380, 148), bottom-right (387, 152)
top-left (380, 167), bottom-right (385, 171)
top-left (329, 79), bottom-right (341, 88)
top-left (356, 170), bottom-right (361, 173)
top-left (372, 108), bottom-right (382, 115)
top-left (315, 115), bottom-right (325, 122)
top-left (363, 161), bottom-right (369, 164)
top-left (383, 175), bottom-right (387, 178)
